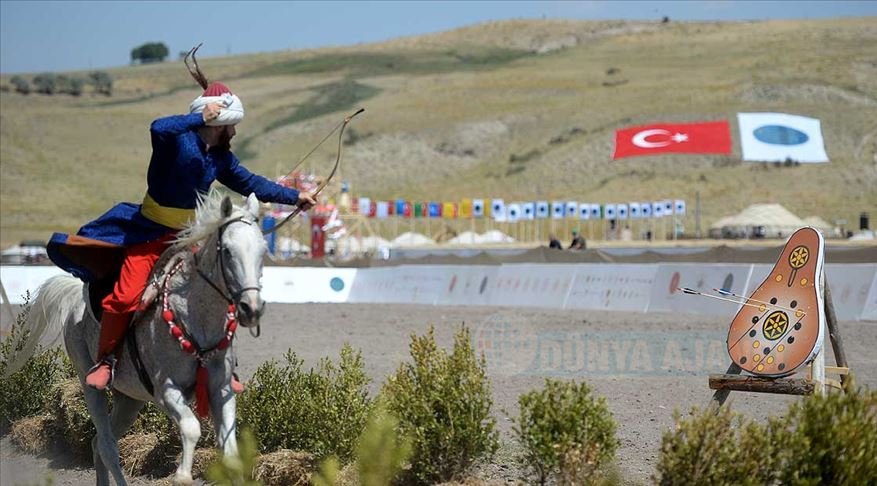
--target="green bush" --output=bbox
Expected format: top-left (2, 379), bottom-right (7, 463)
top-left (656, 405), bottom-right (780, 486)
top-left (382, 325), bottom-right (499, 485)
top-left (88, 71), bottom-right (113, 96)
top-left (206, 427), bottom-right (262, 486)
top-left (238, 344), bottom-right (372, 461)
top-left (657, 387), bottom-right (877, 485)
top-left (515, 379), bottom-right (619, 485)
top-left (32, 73), bottom-right (57, 95)
top-left (313, 403), bottom-right (413, 486)
top-left (0, 302), bottom-right (71, 430)
top-left (10, 75), bottom-right (30, 94)
top-left (777, 386), bottom-right (877, 484)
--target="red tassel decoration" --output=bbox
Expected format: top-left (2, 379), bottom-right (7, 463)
top-left (195, 365), bottom-right (210, 418)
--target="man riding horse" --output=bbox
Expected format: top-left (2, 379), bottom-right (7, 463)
top-left (47, 47), bottom-right (315, 391)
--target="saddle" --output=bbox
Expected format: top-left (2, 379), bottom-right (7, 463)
top-left (726, 227), bottom-right (825, 377)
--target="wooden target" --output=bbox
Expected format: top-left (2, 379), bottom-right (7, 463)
top-left (726, 227), bottom-right (825, 377)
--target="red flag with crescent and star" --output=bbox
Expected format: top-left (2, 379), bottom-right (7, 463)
top-left (613, 121), bottom-right (731, 159)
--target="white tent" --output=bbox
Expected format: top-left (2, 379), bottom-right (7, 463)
top-left (802, 216), bottom-right (837, 236)
top-left (361, 236), bottom-right (393, 251)
top-left (392, 232), bottom-right (435, 246)
top-left (448, 231), bottom-right (481, 244)
top-left (710, 204), bottom-right (807, 239)
top-left (479, 230), bottom-right (515, 243)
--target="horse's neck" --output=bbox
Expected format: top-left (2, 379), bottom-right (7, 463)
top-left (167, 239), bottom-right (230, 347)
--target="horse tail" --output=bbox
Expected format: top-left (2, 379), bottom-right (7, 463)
top-left (3, 275), bottom-right (84, 377)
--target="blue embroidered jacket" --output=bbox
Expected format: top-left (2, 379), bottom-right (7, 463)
top-left (48, 113), bottom-right (300, 281)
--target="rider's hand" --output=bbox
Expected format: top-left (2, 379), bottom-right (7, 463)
top-left (202, 102), bottom-right (222, 123)
top-left (297, 193), bottom-right (317, 211)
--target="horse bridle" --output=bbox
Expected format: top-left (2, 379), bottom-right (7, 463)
top-left (193, 216), bottom-right (262, 336)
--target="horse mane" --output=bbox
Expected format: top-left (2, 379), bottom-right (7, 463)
top-left (174, 189), bottom-right (252, 247)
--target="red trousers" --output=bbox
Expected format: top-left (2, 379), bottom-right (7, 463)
top-left (101, 235), bottom-right (175, 316)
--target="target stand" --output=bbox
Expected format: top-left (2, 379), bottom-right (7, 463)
top-left (709, 282), bottom-right (851, 409)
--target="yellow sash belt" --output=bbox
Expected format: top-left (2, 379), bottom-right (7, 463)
top-left (141, 193), bottom-right (194, 230)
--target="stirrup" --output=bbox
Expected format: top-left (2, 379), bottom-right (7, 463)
top-left (85, 356), bottom-right (117, 390)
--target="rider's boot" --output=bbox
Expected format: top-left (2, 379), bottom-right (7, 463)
top-left (85, 311), bottom-right (131, 390)
top-left (231, 373), bottom-right (245, 394)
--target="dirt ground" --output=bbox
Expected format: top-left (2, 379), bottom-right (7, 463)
top-left (2, 303), bottom-right (875, 485)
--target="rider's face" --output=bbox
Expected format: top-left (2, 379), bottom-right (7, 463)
top-left (214, 125), bottom-right (236, 151)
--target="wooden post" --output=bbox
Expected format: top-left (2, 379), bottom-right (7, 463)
top-left (811, 347), bottom-right (825, 395)
top-left (823, 283), bottom-right (850, 388)
top-left (710, 362), bottom-right (742, 409)
top-left (709, 374), bottom-right (816, 396)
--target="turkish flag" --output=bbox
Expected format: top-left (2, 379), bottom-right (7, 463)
top-left (613, 121), bottom-right (731, 159)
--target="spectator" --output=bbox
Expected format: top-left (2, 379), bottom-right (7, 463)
top-left (569, 229), bottom-right (586, 250)
top-left (549, 234), bottom-right (563, 249)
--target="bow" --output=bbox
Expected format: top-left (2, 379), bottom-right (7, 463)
top-left (264, 108), bottom-right (365, 235)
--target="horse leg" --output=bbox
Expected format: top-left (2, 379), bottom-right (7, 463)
top-left (158, 385), bottom-right (200, 485)
top-left (209, 378), bottom-right (238, 457)
top-left (110, 391), bottom-right (145, 439)
top-left (82, 386), bottom-right (127, 486)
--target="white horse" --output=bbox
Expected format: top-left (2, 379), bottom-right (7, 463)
top-left (12, 190), bottom-right (267, 485)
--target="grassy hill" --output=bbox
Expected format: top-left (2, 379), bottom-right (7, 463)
top-left (2, 17), bottom-right (876, 248)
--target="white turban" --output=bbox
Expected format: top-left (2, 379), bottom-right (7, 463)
top-left (189, 92), bottom-right (245, 126)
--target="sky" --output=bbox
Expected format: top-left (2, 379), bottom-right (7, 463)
top-left (1, 0), bottom-right (875, 74)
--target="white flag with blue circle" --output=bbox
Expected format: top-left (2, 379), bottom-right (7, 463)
top-left (523, 202), bottom-right (535, 220)
top-left (738, 113), bottom-right (829, 163)
top-left (507, 203), bottom-right (522, 222)
top-left (590, 204), bottom-right (602, 219)
top-left (536, 201), bottom-right (550, 219)
top-left (617, 204), bottom-right (629, 220)
top-left (551, 201), bottom-right (565, 219)
top-left (641, 202), bottom-right (652, 218)
top-left (566, 201), bottom-right (578, 218)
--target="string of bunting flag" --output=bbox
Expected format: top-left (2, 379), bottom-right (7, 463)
top-left (349, 198), bottom-right (687, 221)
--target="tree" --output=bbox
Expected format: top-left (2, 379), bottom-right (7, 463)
top-left (131, 42), bottom-right (170, 64)
top-left (32, 73), bottom-right (58, 95)
top-left (89, 71), bottom-right (113, 96)
top-left (10, 75), bottom-right (30, 95)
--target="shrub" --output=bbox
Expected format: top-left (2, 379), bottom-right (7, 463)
top-left (207, 427), bottom-right (262, 486)
top-left (47, 378), bottom-right (95, 457)
top-left (32, 73), bottom-right (57, 94)
top-left (10, 75), bottom-right (30, 94)
top-left (0, 302), bottom-right (70, 430)
top-left (355, 404), bottom-right (412, 486)
top-left (382, 325), bottom-right (499, 484)
top-left (238, 344), bottom-right (372, 461)
top-left (777, 385), bottom-right (877, 484)
top-left (89, 71), bottom-right (113, 96)
top-left (657, 386), bottom-right (877, 485)
top-left (515, 379), bottom-right (619, 485)
top-left (656, 405), bottom-right (780, 486)
top-left (314, 402), bottom-right (413, 486)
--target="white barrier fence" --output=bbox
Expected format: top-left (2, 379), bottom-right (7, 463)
top-left (2, 263), bottom-right (875, 321)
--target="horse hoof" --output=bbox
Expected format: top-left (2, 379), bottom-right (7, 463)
top-left (172, 474), bottom-right (194, 486)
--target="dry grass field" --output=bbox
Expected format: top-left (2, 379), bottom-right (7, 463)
top-left (2, 18), bottom-right (876, 248)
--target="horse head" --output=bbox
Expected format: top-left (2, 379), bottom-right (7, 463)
top-left (179, 190), bottom-right (267, 331)
top-left (216, 193), bottom-right (266, 328)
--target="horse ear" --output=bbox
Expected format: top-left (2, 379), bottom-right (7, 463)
top-left (247, 193), bottom-right (259, 218)
top-left (221, 196), bottom-right (233, 218)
